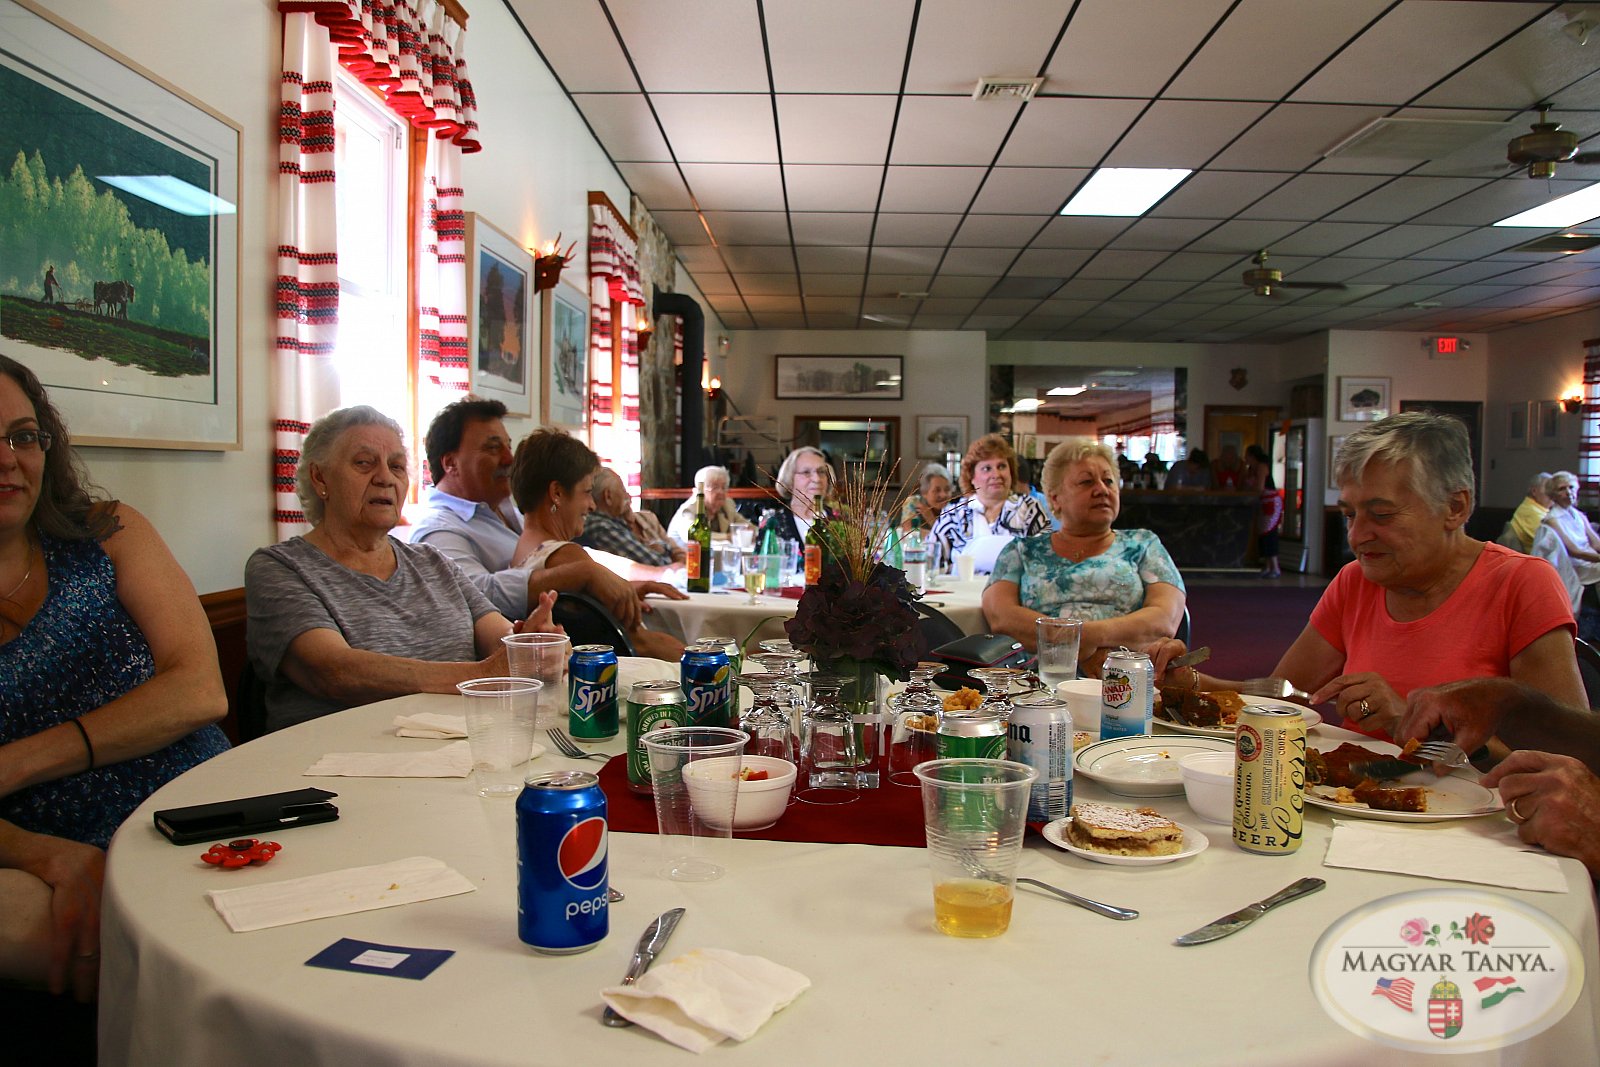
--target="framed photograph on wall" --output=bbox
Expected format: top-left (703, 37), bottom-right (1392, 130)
top-left (1507, 401), bottom-right (1530, 449)
top-left (0, 0), bottom-right (241, 449)
top-left (1536, 399), bottom-right (1560, 447)
top-left (1328, 435), bottom-right (1348, 465)
top-left (542, 280), bottom-right (588, 431)
top-left (466, 213), bottom-right (536, 417)
top-left (916, 414), bottom-right (968, 459)
top-left (775, 355), bottom-right (903, 400)
top-left (1337, 377), bottom-right (1390, 422)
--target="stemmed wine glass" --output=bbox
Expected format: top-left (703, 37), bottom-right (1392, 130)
top-left (736, 672), bottom-right (797, 764)
top-left (969, 667), bottom-right (1033, 724)
top-left (740, 553), bottom-right (773, 604)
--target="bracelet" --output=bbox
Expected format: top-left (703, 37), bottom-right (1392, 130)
top-left (68, 718), bottom-right (95, 771)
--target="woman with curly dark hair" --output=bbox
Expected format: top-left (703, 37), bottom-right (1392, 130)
top-left (0, 355), bottom-right (230, 1003)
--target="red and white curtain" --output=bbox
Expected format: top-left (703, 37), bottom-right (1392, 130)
top-left (589, 201), bottom-right (646, 495)
top-left (273, 0), bottom-right (480, 539)
top-left (1582, 338), bottom-right (1600, 511)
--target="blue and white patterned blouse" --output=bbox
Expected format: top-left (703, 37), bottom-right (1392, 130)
top-left (986, 529), bottom-right (1184, 621)
top-left (929, 493), bottom-right (1051, 560)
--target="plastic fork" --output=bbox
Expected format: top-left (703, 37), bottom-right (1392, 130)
top-left (1411, 741), bottom-right (1470, 769)
top-left (546, 728), bottom-right (608, 761)
top-left (1236, 677), bottom-right (1315, 703)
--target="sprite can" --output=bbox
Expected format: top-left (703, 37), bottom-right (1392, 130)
top-left (680, 642), bottom-right (734, 729)
top-left (567, 644), bottom-right (619, 740)
top-left (626, 680), bottom-right (687, 795)
top-left (701, 635), bottom-right (742, 716)
top-left (936, 707), bottom-right (1007, 760)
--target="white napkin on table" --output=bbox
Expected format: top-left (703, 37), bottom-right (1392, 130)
top-left (1323, 820), bottom-right (1568, 893)
top-left (303, 740), bottom-right (475, 777)
top-left (207, 856), bottom-right (476, 932)
top-left (600, 948), bottom-right (810, 1053)
top-left (393, 712), bottom-right (468, 738)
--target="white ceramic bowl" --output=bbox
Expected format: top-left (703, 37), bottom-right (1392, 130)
top-left (684, 755), bottom-right (797, 831)
top-left (1179, 751), bottom-right (1235, 824)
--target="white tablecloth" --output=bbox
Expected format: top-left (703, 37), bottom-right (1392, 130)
top-left (101, 696), bottom-right (1600, 1066)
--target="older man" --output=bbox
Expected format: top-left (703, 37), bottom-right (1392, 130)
top-left (1507, 471), bottom-right (1553, 552)
top-left (666, 464), bottom-right (750, 543)
top-left (577, 467), bottom-right (683, 566)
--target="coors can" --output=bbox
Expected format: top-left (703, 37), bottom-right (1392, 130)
top-left (1232, 702), bottom-right (1306, 855)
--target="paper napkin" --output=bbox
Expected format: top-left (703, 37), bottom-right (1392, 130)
top-left (304, 740), bottom-right (475, 777)
top-left (393, 712), bottom-right (468, 738)
top-left (1323, 820), bottom-right (1569, 893)
top-left (600, 948), bottom-right (810, 1054)
top-left (207, 856), bottom-right (476, 932)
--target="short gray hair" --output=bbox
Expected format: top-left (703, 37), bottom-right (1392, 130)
top-left (918, 464), bottom-right (951, 493)
top-left (297, 405), bottom-right (406, 525)
top-left (1332, 411), bottom-right (1475, 514)
top-left (590, 466), bottom-right (623, 501)
top-left (694, 465), bottom-right (731, 491)
top-left (1041, 439), bottom-right (1116, 499)
top-left (1531, 471), bottom-right (1554, 494)
top-left (775, 446), bottom-right (832, 500)
top-left (1548, 470), bottom-right (1578, 496)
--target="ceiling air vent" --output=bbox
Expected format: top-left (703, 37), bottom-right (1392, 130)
top-left (1322, 117), bottom-right (1508, 160)
top-left (972, 76), bottom-right (1044, 102)
top-left (1509, 233), bottom-right (1600, 254)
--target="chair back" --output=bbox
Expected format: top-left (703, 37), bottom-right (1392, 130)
top-left (236, 659), bottom-right (269, 743)
top-left (1576, 636), bottom-right (1600, 711)
top-left (913, 600), bottom-right (965, 649)
top-left (1175, 606), bottom-right (1191, 646)
top-left (552, 591), bottom-right (637, 656)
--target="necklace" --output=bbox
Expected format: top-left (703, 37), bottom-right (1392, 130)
top-left (1055, 530), bottom-right (1111, 563)
top-left (1, 541), bottom-right (34, 602)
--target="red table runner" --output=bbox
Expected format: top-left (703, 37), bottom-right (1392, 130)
top-left (596, 756), bottom-right (928, 848)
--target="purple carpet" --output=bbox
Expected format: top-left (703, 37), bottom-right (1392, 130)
top-left (1183, 584), bottom-right (1326, 681)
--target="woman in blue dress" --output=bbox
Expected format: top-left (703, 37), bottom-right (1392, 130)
top-left (0, 356), bottom-right (228, 1003)
top-left (982, 439), bottom-right (1186, 668)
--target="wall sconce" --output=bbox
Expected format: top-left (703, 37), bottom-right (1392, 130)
top-left (706, 375), bottom-right (722, 399)
top-left (1563, 393), bottom-right (1585, 414)
top-left (533, 234), bottom-right (577, 292)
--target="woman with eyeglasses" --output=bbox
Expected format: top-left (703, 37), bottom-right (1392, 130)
top-left (0, 355), bottom-right (229, 1004)
top-left (762, 446), bottom-right (838, 544)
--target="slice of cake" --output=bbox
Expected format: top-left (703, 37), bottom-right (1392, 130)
top-left (1066, 801), bottom-right (1183, 856)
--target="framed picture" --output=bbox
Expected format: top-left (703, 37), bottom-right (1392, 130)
top-left (916, 415), bottom-right (968, 459)
top-left (542, 280), bottom-right (588, 431)
top-left (0, 0), bottom-right (240, 449)
top-left (466, 213), bottom-right (536, 417)
top-left (775, 355), bottom-right (903, 400)
top-left (1506, 401), bottom-right (1530, 449)
top-left (1328, 434), bottom-right (1348, 463)
top-left (1337, 377), bottom-right (1390, 422)
top-left (1536, 399), bottom-right (1560, 447)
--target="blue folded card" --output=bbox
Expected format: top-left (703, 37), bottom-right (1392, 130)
top-left (306, 938), bottom-right (454, 980)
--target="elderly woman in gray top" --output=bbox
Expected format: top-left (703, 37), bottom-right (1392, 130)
top-left (245, 407), bottom-right (558, 731)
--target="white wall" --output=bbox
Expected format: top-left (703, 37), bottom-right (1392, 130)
top-left (1483, 308), bottom-right (1600, 506)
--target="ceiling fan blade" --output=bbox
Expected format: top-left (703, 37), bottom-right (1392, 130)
top-left (1570, 151), bottom-right (1600, 165)
top-left (1278, 280), bottom-right (1348, 291)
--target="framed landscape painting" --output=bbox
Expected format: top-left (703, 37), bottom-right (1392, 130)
top-left (542, 280), bottom-right (588, 431)
top-left (0, 0), bottom-right (240, 449)
top-left (466, 213), bottom-right (536, 417)
top-left (1337, 377), bottom-right (1390, 422)
top-left (1506, 401), bottom-right (1530, 449)
top-left (916, 414), bottom-right (967, 458)
top-left (1536, 399), bottom-right (1560, 447)
top-left (775, 355), bottom-right (903, 400)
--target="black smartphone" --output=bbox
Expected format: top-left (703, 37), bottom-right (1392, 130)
top-left (153, 787), bottom-right (340, 845)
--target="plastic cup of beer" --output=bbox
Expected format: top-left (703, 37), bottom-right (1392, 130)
top-left (503, 632), bottom-right (570, 729)
top-left (457, 677), bottom-right (543, 798)
top-left (914, 759), bottom-right (1037, 938)
top-left (1035, 616), bottom-right (1083, 688)
top-left (643, 726), bottom-right (750, 881)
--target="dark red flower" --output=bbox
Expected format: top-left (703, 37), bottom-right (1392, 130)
top-left (784, 558), bottom-right (926, 680)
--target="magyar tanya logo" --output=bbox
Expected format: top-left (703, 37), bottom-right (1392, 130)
top-left (1311, 890), bottom-right (1584, 1054)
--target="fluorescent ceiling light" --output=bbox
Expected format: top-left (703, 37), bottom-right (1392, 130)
top-left (1008, 398), bottom-right (1044, 412)
top-left (1047, 385), bottom-right (1086, 396)
top-left (97, 175), bottom-right (236, 216)
top-left (1060, 168), bottom-right (1190, 217)
top-left (1494, 183), bottom-right (1600, 228)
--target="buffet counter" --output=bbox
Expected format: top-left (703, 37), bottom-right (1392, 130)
top-left (1115, 490), bottom-right (1258, 569)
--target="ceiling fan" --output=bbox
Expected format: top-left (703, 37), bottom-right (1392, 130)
top-left (1507, 105), bottom-right (1600, 178)
top-left (1240, 250), bottom-right (1347, 298)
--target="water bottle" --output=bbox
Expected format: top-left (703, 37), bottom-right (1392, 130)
top-left (902, 530), bottom-right (926, 592)
top-left (759, 524), bottom-right (782, 589)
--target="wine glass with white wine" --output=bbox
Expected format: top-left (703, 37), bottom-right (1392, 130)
top-left (740, 553), bottom-right (773, 604)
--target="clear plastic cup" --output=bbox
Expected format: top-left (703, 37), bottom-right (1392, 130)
top-left (503, 632), bottom-right (570, 729)
top-left (915, 759), bottom-right (1037, 938)
top-left (642, 726), bottom-right (749, 881)
top-left (457, 677), bottom-right (543, 798)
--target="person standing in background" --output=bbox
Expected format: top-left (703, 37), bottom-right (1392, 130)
top-left (1246, 444), bottom-right (1282, 578)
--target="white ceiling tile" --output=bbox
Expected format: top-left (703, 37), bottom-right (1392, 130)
top-left (716, 312), bottom-right (756, 329)
top-left (1418, 260), bottom-right (1532, 284)
top-left (917, 297), bottom-right (980, 315)
top-left (652, 210), bottom-right (711, 246)
top-left (1210, 104), bottom-right (1391, 171)
top-left (783, 165), bottom-right (885, 211)
top-left (700, 211), bottom-right (791, 244)
top-left (1105, 101), bottom-right (1272, 170)
top-left (799, 275), bottom-right (864, 297)
top-left (1327, 177), bottom-right (1498, 223)
top-left (651, 95), bottom-right (778, 163)
top-left (940, 247), bottom-right (1019, 275)
top-left (1338, 225), bottom-right (1476, 260)
top-left (1237, 173), bottom-right (1393, 221)
top-left (903, 0), bottom-right (1063, 94)
top-left (911, 314), bottom-right (970, 329)
top-left (952, 215), bottom-right (1049, 247)
top-left (868, 246), bottom-right (947, 274)
top-left (1077, 250), bottom-right (1166, 279)
top-left (721, 246), bottom-right (798, 272)
top-left (1270, 223), bottom-right (1391, 257)
top-left (1031, 216), bottom-right (1136, 248)
top-left (508, 0), bottom-right (638, 91)
top-left (776, 96), bottom-right (898, 165)
top-left (616, 162), bottom-right (694, 209)
top-left (890, 96), bottom-right (1022, 166)
top-left (1186, 220), bottom-right (1300, 254)
top-left (1414, 178), bottom-right (1596, 226)
top-left (1150, 171), bottom-right (1291, 219)
top-left (864, 273), bottom-right (936, 295)
top-left (789, 213), bottom-right (876, 246)
top-left (976, 298), bottom-right (1045, 317)
top-left (999, 98), bottom-right (1148, 167)
top-left (765, 0), bottom-right (916, 92)
top-left (1110, 218), bottom-right (1216, 250)
top-left (805, 314), bottom-right (864, 328)
top-left (872, 214), bottom-right (963, 246)
top-left (757, 313), bottom-right (812, 328)
top-left (1116, 279), bottom-right (1205, 302)
top-left (801, 296), bottom-right (862, 314)
top-left (1143, 252), bottom-right (1243, 281)
top-left (1416, 8), bottom-right (1600, 108)
top-left (607, 0), bottom-right (769, 91)
top-left (685, 269), bottom-right (735, 294)
top-left (795, 246), bottom-right (871, 273)
top-left (733, 273), bottom-right (799, 296)
top-left (927, 275), bottom-right (1002, 297)
top-left (1010, 248), bottom-right (1094, 277)
top-left (679, 164), bottom-right (786, 210)
top-left (972, 168), bottom-right (1088, 215)
top-left (877, 166), bottom-right (987, 213)
top-left (1168, 0), bottom-right (1391, 99)
top-left (573, 94), bottom-right (671, 161)
top-left (1045, 0), bottom-right (1232, 96)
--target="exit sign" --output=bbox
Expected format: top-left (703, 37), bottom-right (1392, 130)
top-left (1429, 336), bottom-right (1464, 359)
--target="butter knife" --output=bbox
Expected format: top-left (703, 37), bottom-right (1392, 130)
top-left (1166, 645), bottom-right (1210, 672)
top-left (1173, 877), bottom-right (1324, 946)
top-left (601, 907), bottom-right (685, 1027)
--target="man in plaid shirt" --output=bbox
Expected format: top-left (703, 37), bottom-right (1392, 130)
top-left (576, 467), bottom-right (683, 567)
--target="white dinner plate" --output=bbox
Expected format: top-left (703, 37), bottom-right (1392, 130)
top-left (1154, 695), bottom-right (1323, 739)
top-left (1040, 815), bottom-right (1210, 866)
top-left (1072, 735), bottom-right (1234, 796)
top-left (1303, 736), bottom-right (1503, 822)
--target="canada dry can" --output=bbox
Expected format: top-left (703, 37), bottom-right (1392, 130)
top-left (701, 635), bottom-right (742, 717)
top-left (936, 707), bottom-right (1007, 760)
top-left (1006, 692), bottom-right (1073, 822)
top-left (517, 770), bottom-right (608, 954)
top-left (568, 644), bottom-right (619, 740)
top-left (626, 680), bottom-right (688, 795)
top-left (1232, 704), bottom-right (1307, 856)
top-left (680, 642), bottom-right (734, 729)
top-left (1099, 647), bottom-right (1155, 741)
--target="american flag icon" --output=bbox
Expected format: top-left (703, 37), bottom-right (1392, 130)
top-left (1373, 977), bottom-right (1415, 1012)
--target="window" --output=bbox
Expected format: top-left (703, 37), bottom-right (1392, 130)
top-left (331, 71), bottom-right (410, 427)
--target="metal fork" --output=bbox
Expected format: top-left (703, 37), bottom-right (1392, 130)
top-left (958, 849), bottom-right (1137, 921)
top-left (1237, 677), bottom-right (1315, 703)
top-left (546, 728), bottom-right (608, 761)
top-left (1412, 741), bottom-right (1470, 769)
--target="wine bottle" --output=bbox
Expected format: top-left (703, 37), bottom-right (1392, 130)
top-left (804, 515), bottom-right (825, 586)
top-left (686, 492), bottom-right (711, 593)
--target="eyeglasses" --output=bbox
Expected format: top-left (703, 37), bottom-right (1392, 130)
top-left (1, 429), bottom-right (51, 453)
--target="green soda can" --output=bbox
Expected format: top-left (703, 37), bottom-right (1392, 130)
top-left (701, 635), bottom-right (742, 716)
top-left (567, 644), bottom-right (619, 741)
top-left (936, 707), bottom-right (1007, 760)
top-left (625, 680), bottom-right (688, 795)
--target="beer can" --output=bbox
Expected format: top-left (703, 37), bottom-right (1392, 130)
top-left (516, 770), bottom-right (608, 954)
top-left (680, 642), bottom-right (734, 729)
top-left (1232, 702), bottom-right (1306, 856)
top-left (567, 644), bottom-right (619, 741)
top-left (936, 707), bottom-right (1007, 760)
top-left (1006, 692), bottom-right (1073, 822)
top-left (626, 680), bottom-right (687, 795)
top-left (1099, 647), bottom-right (1154, 741)
top-left (700, 635), bottom-right (742, 717)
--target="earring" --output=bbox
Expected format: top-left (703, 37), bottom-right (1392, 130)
top-left (550, 502), bottom-right (558, 515)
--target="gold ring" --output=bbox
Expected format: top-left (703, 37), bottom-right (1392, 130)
top-left (1509, 797), bottom-right (1527, 823)
top-left (1357, 698), bottom-right (1371, 719)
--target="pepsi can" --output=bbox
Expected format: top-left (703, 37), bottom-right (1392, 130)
top-left (680, 642), bottom-right (733, 729)
top-left (516, 770), bottom-right (608, 954)
top-left (568, 644), bottom-right (620, 740)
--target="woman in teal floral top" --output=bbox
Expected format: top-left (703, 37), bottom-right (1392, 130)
top-left (983, 440), bottom-right (1186, 660)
